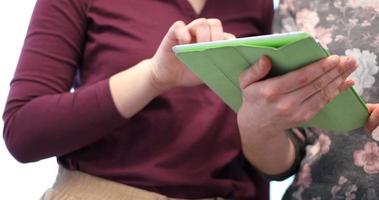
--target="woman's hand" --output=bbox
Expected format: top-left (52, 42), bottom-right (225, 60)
top-left (365, 104), bottom-right (379, 132)
top-left (109, 18), bottom-right (234, 118)
top-left (237, 55), bottom-right (357, 175)
top-left (150, 18), bottom-right (235, 92)
top-left (238, 55), bottom-right (357, 138)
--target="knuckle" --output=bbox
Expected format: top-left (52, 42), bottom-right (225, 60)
top-left (207, 18), bottom-right (222, 27)
top-left (312, 79), bottom-right (325, 90)
top-left (173, 20), bottom-right (184, 26)
top-left (275, 102), bottom-right (294, 116)
top-left (195, 18), bottom-right (207, 24)
top-left (320, 61), bottom-right (332, 73)
top-left (297, 75), bottom-right (309, 85)
top-left (324, 56), bottom-right (339, 71)
top-left (320, 87), bottom-right (339, 104)
top-left (189, 18), bottom-right (208, 29)
top-left (197, 18), bottom-right (209, 26)
top-left (262, 87), bottom-right (279, 102)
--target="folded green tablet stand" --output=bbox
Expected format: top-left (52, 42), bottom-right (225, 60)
top-left (173, 32), bottom-right (368, 132)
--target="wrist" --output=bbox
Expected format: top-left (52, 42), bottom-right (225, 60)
top-left (240, 128), bottom-right (296, 175)
top-left (237, 113), bottom-right (280, 145)
top-left (109, 59), bottom-right (165, 118)
top-left (239, 126), bottom-right (286, 151)
top-left (148, 58), bottom-right (177, 93)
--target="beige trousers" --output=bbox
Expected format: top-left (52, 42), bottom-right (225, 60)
top-left (40, 166), bottom-right (225, 200)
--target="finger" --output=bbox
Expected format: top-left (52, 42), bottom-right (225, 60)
top-left (187, 18), bottom-right (211, 43)
top-left (314, 56), bottom-right (357, 99)
top-left (274, 55), bottom-right (343, 93)
top-left (297, 73), bottom-right (355, 121)
top-left (337, 80), bottom-right (354, 91)
top-left (207, 18), bottom-right (224, 41)
top-left (160, 21), bottom-right (190, 51)
top-left (365, 105), bottom-right (379, 132)
top-left (302, 70), bottom-right (354, 108)
top-left (367, 103), bottom-right (376, 113)
top-left (223, 32), bottom-right (236, 40)
top-left (240, 56), bottom-right (272, 89)
top-left (175, 25), bottom-right (192, 45)
top-left (296, 88), bottom-right (338, 124)
top-left (290, 57), bottom-right (357, 102)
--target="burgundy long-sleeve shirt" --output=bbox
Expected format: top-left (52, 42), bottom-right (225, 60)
top-left (3, 0), bottom-right (273, 199)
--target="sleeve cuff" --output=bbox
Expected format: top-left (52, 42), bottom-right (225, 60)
top-left (95, 78), bottom-right (128, 127)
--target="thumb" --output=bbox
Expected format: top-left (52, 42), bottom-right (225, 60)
top-left (366, 103), bottom-right (375, 113)
top-left (240, 56), bottom-right (272, 89)
top-left (365, 104), bottom-right (379, 133)
top-left (159, 21), bottom-right (191, 52)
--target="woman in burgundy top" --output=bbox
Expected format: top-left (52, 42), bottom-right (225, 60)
top-left (2, 0), bottom-right (358, 199)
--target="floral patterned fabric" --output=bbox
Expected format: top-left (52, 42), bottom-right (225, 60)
top-left (275, 0), bottom-right (379, 199)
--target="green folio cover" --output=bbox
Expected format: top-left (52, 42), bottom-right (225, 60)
top-left (172, 32), bottom-right (369, 132)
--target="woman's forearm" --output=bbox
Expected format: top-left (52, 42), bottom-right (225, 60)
top-left (109, 59), bottom-right (162, 118)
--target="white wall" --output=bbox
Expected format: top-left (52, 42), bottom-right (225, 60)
top-left (0, 1), bottom-right (58, 199)
top-left (0, 0), bottom-right (292, 199)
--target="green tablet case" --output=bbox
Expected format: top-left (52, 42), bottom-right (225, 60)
top-left (173, 32), bottom-right (368, 132)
